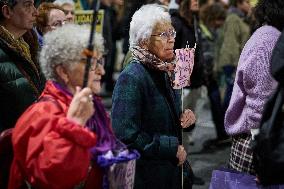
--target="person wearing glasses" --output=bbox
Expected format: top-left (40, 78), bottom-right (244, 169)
top-left (111, 4), bottom-right (196, 189)
top-left (35, 2), bottom-right (66, 47)
top-left (53, 0), bottom-right (75, 23)
top-left (8, 24), bottom-right (106, 189)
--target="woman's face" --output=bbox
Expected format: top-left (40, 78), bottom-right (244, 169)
top-left (238, 0), bottom-right (251, 15)
top-left (62, 3), bottom-right (75, 23)
top-left (62, 52), bottom-right (105, 94)
top-left (190, 0), bottom-right (199, 12)
top-left (44, 9), bottom-right (66, 34)
top-left (147, 22), bottom-right (175, 62)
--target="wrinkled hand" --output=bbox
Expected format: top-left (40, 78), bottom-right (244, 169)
top-left (176, 145), bottom-right (187, 166)
top-left (67, 87), bottom-right (94, 126)
top-left (180, 109), bottom-right (196, 128)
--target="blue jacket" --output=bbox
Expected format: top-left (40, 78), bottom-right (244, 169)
top-left (112, 61), bottom-right (183, 189)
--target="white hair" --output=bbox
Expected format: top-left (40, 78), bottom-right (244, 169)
top-left (40, 24), bottom-right (105, 81)
top-left (53, 0), bottom-right (74, 6)
top-left (129, 4), bottom-right (171, 48)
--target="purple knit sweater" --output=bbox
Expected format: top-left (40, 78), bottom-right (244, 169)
top-left (224, 25), bottom-right (280, 135)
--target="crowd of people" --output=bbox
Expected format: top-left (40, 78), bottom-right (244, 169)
top-left (0, 0), bottom-right (284, 188)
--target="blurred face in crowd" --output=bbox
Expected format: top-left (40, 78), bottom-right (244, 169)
top-left (213, 19), bottom-right (225, 29)
top-left (190, 0), bottom-right (199, 12)
top-left (112, 0), bottom-right (124, 6)
top-left (207, 0), bottom-right (214, 5)
top-left (62, 52), bottom-right (106, 94)
top-left (237, 0), bottom-right (251, 15)
top-left (101, 0), bottom-right (112, 6)
top-left (160, 0), bottom-right (170, 6)
top-left (2, 0), bottom-right (38, 34)
top-left (147, 22), bottom-right (176, 62)
top-left (62, 3), bottom-right (75, 23)
top-left (44, 8), bottom-right (66, 34)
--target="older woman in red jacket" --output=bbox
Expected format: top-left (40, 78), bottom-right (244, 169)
top-left (8, 24), bottom-right (106, 189)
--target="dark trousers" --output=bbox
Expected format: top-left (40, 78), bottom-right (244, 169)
top-left (206, 75), bottom-right (228, 139)
top-left (223, 65), bottom-right (235, 113)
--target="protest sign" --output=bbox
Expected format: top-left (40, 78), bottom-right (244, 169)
top-left (74, 9), bottom-right (104, 34)
top-left (173, 48), bottom-right (195, 89)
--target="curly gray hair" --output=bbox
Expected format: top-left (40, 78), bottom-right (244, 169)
top-left (40, 24), bottom-right (105, 81)
top-left (129, 4), bottom-right (171, 48)
top-left (53, 0), bottom-right (74, 6)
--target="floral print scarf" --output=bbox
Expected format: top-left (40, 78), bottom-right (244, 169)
top-left (131, 46), bottom-right (176, 82)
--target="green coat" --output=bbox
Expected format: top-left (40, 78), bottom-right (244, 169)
top-left (0, 30), bottom-right (45, 132)
top-left (112, 61), bottom-right (184, 189)
top-left (215, 13), bottom-right (250, 71)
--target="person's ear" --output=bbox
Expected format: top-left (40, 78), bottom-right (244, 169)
top-left (2, 5), bottom-right (13, 19)
top-left (55, 65), bottom-right (69, 84)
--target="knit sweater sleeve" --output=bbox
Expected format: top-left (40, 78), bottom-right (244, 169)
top-left (224, 26), bottom-right (280, 135)
top-left (242, 46), bottom-right (277, 131)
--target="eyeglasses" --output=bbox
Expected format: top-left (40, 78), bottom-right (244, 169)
top-left (151, 30), bottom-right (176, 40)
top-left (46, 20), bottom-right (66, 29)
top-left (80, 57), bottom-right (105, 71)
top-left (63, 10), bottom-right (75, 16)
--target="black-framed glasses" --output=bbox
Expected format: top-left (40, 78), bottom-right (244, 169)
top-left (151, 30), bottom-right (176, 40)
top-left (80, 57), bottom-right (105, 71)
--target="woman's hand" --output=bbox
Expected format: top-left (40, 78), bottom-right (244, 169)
top-left (176, 145), bottom-right (187, 166)
top-left (67, 87), bottom-right (94, 126)
top-left (180, 109), bottom-right (196, 128)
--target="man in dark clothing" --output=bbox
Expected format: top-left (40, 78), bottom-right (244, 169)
top-left (0, 1), bottom-right (45, 188)
top-left (0, 0), bottom-right (45, 132)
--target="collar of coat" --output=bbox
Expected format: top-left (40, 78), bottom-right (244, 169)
top-left (0, 26), bottom-right (33, 63)
top-left (0, 26), bottom-right (44, 97)
top-left (0, 26), bottom-right (40, 78)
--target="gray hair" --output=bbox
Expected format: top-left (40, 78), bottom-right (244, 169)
top-left (53, 0), bottom-right (74, 6)
top-left (129, 4), bottom-right (171, 48)
top-left (40, 24), bottom-right (105, 81)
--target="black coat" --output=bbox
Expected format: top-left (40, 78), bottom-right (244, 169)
top-left (271, 29), bottom-right (284, 84)
top-left (0, 30), bottom-right (45, 132)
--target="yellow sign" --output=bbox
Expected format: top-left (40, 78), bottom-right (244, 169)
top-left (74, 9), bottom-right (104, 34)
top-left (74, 0), bottom-right (82, 10)
top-left (250, 0), bottom-right (258, 6)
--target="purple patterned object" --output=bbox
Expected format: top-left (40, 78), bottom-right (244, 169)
top-left (210, 168), bottom-right (284, 189)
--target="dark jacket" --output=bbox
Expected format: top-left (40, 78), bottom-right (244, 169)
top-left (271, 29), bottom-right (284, 84)
top-left (171, 11), bottom-right (204, 88)
top-left (112, 61), bottom-right (183, 189)
top-left (0, 29), bottom-right (45, 132)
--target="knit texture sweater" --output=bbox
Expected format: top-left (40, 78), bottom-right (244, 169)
top-left (224, 25), bottom-right (281, 135)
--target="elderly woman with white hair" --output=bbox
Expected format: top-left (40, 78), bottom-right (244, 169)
top-left (8, 24), bottom-right (107, 189)
top-left (112, 4), bottom-right (196, 189)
